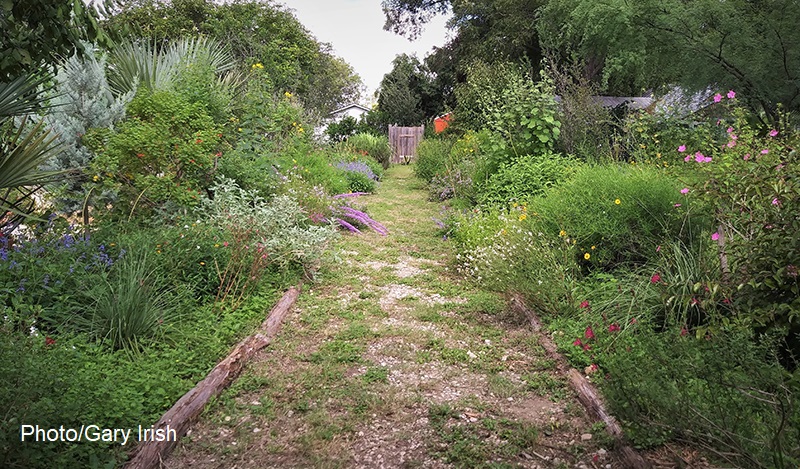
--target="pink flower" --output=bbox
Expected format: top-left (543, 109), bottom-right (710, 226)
top-left (680, 326), bottom-right (689, 337)
top-left (690, 297), bottom-right (699, 306)
top-left (772, 198), bottom-right (780, 206)
top-left (694, 152), bottom-right (705, 162)
top-left (711, 232), bottom-right (720, 241)
top-left (223, 241), bottom-right (229, 247)
top-left (677, 145), bottom-right (686, 152)
top-left (726, 140), bottom-right (736, 148)
top-left (727, 90), bottom-right (736, 99)
top-left (650, 273), bottom-right (662, 283)
top-left (713, 93), bottom-right (723, 103)
top-left (656, 245), bottom-right (661, 252)
top-left (743, 153), bottom-right (751, 161)
top-left (580, 300), bottom-right (590, 309)
top-left (629, 318), bottom-right (637, 324)
top-left (573, 338), bottom-right (583, 347)
top-left (609, 323), bottom-right (621, 333)
top-left (769, 129), bottom-right (778, 137)
top-left (761, 149), bottom-right (769, 155)
top-left (680, 187), bottom-right (689, 194)
top-left (684, 154), bottom-right (692, 162)
top-left (726, 127), bottom-right (734, 133)
top-left (585, 326), bottom-right (595, 340)
top-left (673, 203), bottom-right (682, 208)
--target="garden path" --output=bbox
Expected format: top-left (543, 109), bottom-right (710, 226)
top-left (166, 165), bottom-right (611, 468)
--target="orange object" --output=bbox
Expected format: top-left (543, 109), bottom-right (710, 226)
top-left (433, 113), bottom-right (452, 133)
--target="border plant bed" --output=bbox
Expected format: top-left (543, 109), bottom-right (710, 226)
top-left (126, 285), bottom-right (303, 469)
top-left (509, 293), bottom-right (651, 469)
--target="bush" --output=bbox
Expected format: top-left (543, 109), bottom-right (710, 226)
top-left (341, 133), bottom-right (392, 169)
top-left (477, 152), bottom-right (580, 207)
top-left (528, 164), bottom-right (700, 270)
top-left (414, 137), bottom-right (453, 182)
top-left (335, 161), bottom-right (378, 193)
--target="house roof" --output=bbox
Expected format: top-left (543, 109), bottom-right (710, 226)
top-left (554, 95), bottom-right (654, 110)
top-left (328, 103), bottom-right (371, 116)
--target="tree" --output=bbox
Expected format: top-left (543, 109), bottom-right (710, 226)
top-left (104, 0), bottom-right (363, 114)
top-left (0, 0), bottom-right (111, 80)
top-left (377, 54), bottom-right (444, 126)
top-left (538, 0), bottom-right (800, 120)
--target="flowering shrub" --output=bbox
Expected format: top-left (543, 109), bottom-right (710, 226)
top-left (88, 90), bottom-right (223, 219)
top-left (335, 160), bottom-right (378, 193)
top-left (341, 133), bottom-right (392, 169)
top-left (675, 105), bottom-right (800, 352)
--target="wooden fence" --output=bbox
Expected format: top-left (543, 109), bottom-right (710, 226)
top-left (388, 125), bottom-right (424, 164)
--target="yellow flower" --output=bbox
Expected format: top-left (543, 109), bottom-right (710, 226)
top-left (284, 91), bottom-right (292, 98)
top-left (199, 261), bottom-right (205, 266)
top-left (214, 244), bottom-right (220, 248)
top-left (501, 229), bottom-right (507, 235)
top-left (591, 245), bottom-right (596, 250)
top-left (156, 250), bottom-right (161, 254)
top-left (639, 144), bottom-right (646, 149)
top-left (559, 230), bottom-right (567, 237)
top-left (298, 127), bottom-right (304, 133)
top-left (92, 175), bottom-right (100, 181)
top-left (518, 213), bottom-right (527, 221)
top-left (251, 62), bottom-right (264, 70)
top-left (614, 198), bottom-right (621, 205)
top-left (584, 252), bottom-right (591, 260)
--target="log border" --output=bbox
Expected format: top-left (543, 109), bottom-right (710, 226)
top-left (125, 285), bottom-right (302, 469)
top-left (509, 294), bottom-right (651, 469)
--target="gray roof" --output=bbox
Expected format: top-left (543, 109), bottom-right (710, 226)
top-left (329, 103), bottom-right (371, 116)
top-left (554, 95), bottom-right (653, 110)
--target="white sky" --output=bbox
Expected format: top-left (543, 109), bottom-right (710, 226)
top-left (277, 0), bottom-right (452, 102)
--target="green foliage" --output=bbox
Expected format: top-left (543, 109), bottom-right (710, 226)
top-left (529, 164), bottom-right (694, 270)
top-left (377, 53), bottom-right (443, 125)
top-left (414, 137), bottom-right (453, 182)
top-left (603, 328), bottom-right (799, 467)
top-left (341, 133), bottom-right (392, 169)
top-left (89, 90), bottom-right (222, 219)
top-left (84, 249), bottom-right (176, 351)
top-left (0, 1), bottom-right (109, 80)
top-left (477, 152), bottom-right (580, 207)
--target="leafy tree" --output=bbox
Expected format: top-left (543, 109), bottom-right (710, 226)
top-left (0, 0), bottom-right (110, 80)
top-left (537, 0), bottom-right (800, 120)
top-left (104, 0), bottom-right (363, 114)
top-left (377, 54), bottom-right (443, 126)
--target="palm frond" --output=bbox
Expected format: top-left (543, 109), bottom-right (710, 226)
top-left (0, 117), bottom-right (67, 189)
top-left (0, 75), bottom-right (51, 122)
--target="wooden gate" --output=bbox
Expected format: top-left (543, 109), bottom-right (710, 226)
top-left (388, 125), bottom-right (424, 164)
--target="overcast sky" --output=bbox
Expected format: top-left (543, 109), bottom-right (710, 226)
top-left (278, 0), bottom-right (451, 102)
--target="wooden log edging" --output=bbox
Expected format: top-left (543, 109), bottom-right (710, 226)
top-left (126, 285), bottom-right (303, 469)
top-left (509, 294), bottom-right (651, 469)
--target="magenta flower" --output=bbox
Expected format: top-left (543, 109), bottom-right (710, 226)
top-left (713, 93), bottom-right (723, 103)
top-left (743, 153), bottom-right (751, 161)
top-left (650, 273), bottom-right (662, 283)
top-left (726, 140), bottom-right (736, 148)
top-left (674, 203), bottom-right (682, 208)
top-left (711, 232), bottom-right (720, 241)
top-left (726, 127), bottom-right (734, 133)
top-left (656, 245), bottom-right (661, 252)
top-left (772, 198), bottom-right (780, 205)
top-left (678, 145), bottom-right (686, 152)
top-left (684, 154), bottom-right (692, 162)
top-left (680, 188), bottom-right (689, 194)
top-left (585, 326), bottom-right (595, 340)
top-left (727, 90), bottom-right (736, 99)
top-left (761, 149), bottom-right (769, 155)
top-left (573, 338), bottom-right (583, 347)
top-left (694, 152), bottom-right (705, 162)
top-left (769, 129), bottom-right (778, 137)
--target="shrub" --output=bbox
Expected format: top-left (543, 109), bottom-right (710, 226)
top-left (341, 133), bottom-right (392, 169)
top-left (414, 137), bottom-right (453, 182)
top-left (528, 164), bottom-right (699, 270)
top-left (88, 90), bottom-right (223, 220)
top-left (477, 152), bottom-right (580, 207)
top-left (335, 161), bottom-right (378, 193)
top-left (272, 145), bottom-right (349, 196)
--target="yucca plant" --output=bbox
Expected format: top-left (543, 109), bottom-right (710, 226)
top-left (0, 75), bottom-right (66, 235)
top-left (107, 36), bottom-right (237, 97)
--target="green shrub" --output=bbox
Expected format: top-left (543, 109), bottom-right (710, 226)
top-left (528, 163), bottom-right (700, 270)
top-left (477, 152), bottom-right (581, 207)
top-left (341, 133), bottom-right (392, 169)
top-left (414, 137), bottom-right (453, 182)
top-left (88, 90), bottom-right (223, 220)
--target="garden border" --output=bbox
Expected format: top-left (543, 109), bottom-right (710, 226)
top-left (125, 284), bottom-right (303, 469)
top-left (509, 293), bottom-right (651, 469)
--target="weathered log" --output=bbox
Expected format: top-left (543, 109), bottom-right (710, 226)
top-left (510, 293), bottom-right (651, 469)
top-left (126, 285), bottom-right (302, 469)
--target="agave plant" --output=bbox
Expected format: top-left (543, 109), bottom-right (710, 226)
top-left (107, 36), bottom-right (237, 97)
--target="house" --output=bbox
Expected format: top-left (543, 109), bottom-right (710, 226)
top-left (327, 103), bottom-right (371, 122)
top-left (554, 95), bottom-right (654, 111)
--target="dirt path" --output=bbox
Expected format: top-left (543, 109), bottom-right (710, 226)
top-left (167, 166), bottom-right (615, 469)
